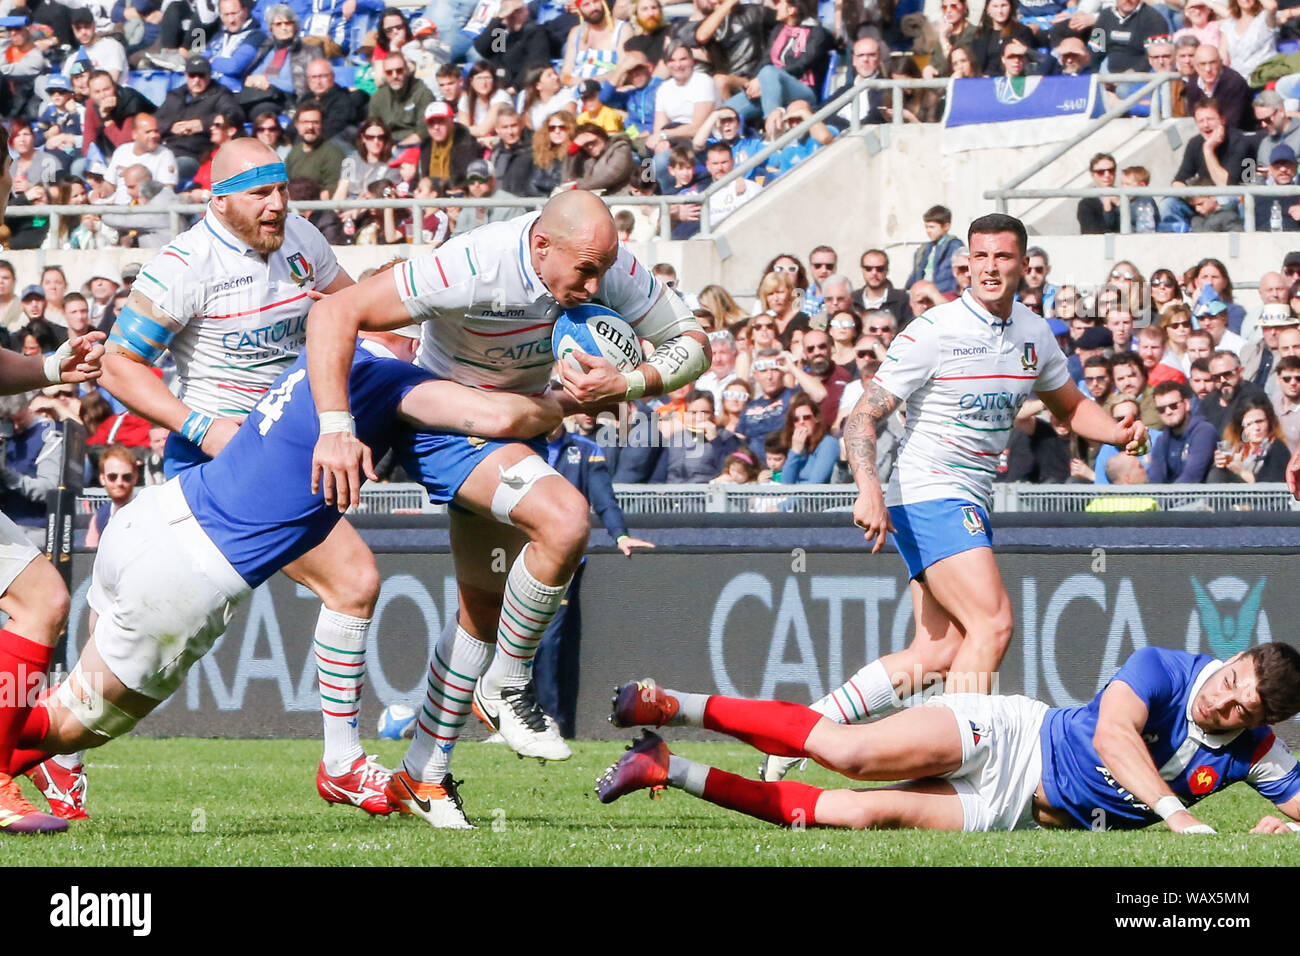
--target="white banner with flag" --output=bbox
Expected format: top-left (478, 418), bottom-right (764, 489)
top-left (940, 75), bottom-right (1099, 153)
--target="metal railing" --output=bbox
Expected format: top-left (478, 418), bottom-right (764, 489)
top-left (75, 481), bottom-right (1299, 516)
top-left (984, 183), bottom-right (1300, 234)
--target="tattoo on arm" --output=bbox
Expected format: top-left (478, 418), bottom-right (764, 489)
top-left (462, 419), bottom-right (475, 431)
top-left (843, 383), bottom-right (900, 486)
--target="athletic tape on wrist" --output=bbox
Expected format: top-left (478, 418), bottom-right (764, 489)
top-left (318, 411), bottom-right (355, 436)
top-left (1287, 821), bottom-right (1300, 833)
top-left (180, 409), bottom-right (214, 446)
top-left (42, 341), bottom-right (72, 384)
top-left (623, 370), bottom-right (646, 401)
top-left (1155, 795), bottom-right (1185, 821)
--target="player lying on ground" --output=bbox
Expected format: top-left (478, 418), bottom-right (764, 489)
top-left (0, 123), bottom-right (115, 835)
top-left (761, 213), bottom-right (1148, 782)
top-left (90, 138), bottom-right (391, 821)
top-left (3, 329), bottom-right (562, 826)
top-left (598, 643), bottom-right (1300, 834)
top-left (305, 190), bottom-right (709, 828)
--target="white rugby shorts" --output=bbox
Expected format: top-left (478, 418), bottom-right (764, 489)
top-left (927, 693), bottom-right (1049, 832)
top-left (0, 509), bottom-right (41, 595)
top-left (87, 480), bottom-right (250, 700)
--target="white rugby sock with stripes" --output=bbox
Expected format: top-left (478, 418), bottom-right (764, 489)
top-left (403, 616), bottom-right (491, 782)
top-left (478, 545), bottom-right (569, 698)
top-left (809, 660), bottom-right (901, 724)
top-left (50, 751), bottom-right (83, 771)
top-left (314, 608), bottom-right (371, 776)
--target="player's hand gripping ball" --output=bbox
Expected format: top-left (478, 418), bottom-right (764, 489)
top-left (552, 304), bottom-right (644, 373)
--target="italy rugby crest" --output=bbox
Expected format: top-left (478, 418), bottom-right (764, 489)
top-left (287, 252), bottom-right (314, 286)
top-left (1021, 342), bottom-right (1038, 372)
top-left (961, 505), bottom-right (985, 536)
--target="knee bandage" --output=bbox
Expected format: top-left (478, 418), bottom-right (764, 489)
top-left (54, 663), bottom-right (142, 741)
top-left (489, 456), bottom-right (561, 525)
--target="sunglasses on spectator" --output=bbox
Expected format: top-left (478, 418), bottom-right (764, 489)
top-left (829, 318), bottom-right (856, 329)
top-left (102, 471), bottom-right (135, 482)
top-left (1151, 277), bottom-right (1175, 287)
top-left (1092, 165), bottom-right (1116, 175)
top-left (954, 265), bottom-right (969, 273)
top-left (1212, 370), bottom-right (1238, 380)
top-left (1084, 374), bottom-right (1110, 383)
top-left (771, 264), bottom-right (798, 274)
top-left (751, 321), bottom-right (775, 330)
top-left (861, 263), bottom-right (886, 272)
top-left (811, 261), bottom-right (835, 270)
top-left (855, 348), bottom-right (879, 358)
top-left (753, 359), bottom-right (782, 371)
top-left (1287, 266), bottom-right (1300, 275)
top-left (723, 389), bottom-right (750, 401)
top-left (1165, 319), bottom-right (1192, 329)
top-left (385, 66), bottom-right (406, 75)
top-left (1110, 270), bottom-right (1137, 280)
top-left (803, 343), bottom-right (828, 351)
top-left (793, 412), bottom-right (817, 422)
top-left (363, 132), bottom-right (387, 139)
top-left (257, 124), bottom-right (280, 133)
top-left (548, 124), bottom-right (568, 131)
top-left (1025, 265), bottom-right (1046, 274)
top-left (1156, 401), bottom-right (1182, 412)
top-left (1281, 375), bottom-right (1300, 383)
top-left (866, 324), bottom-right (892, 333)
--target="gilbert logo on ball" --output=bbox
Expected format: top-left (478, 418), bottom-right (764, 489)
top-left (552, 304), bottom-right (644, 372)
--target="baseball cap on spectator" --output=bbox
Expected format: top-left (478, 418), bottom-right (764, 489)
top-left (185, 54), bottom-right (211, 76)
top-left (69, 8), bottom-right (94, 26)
top-left (1285, 251), bottom-right (1300, 271)
top-left (45, 75), bottom-right (71, 92)
top-left (1077, 326), bottom-right (1113, 349)
top-left (410, 16), bottom-right (435, 37)
top-left (0, 15), bottom-right (30, 27)
top-left (579, 79), bottom-right (602, 100)
top-left (20, 285), bottom-right (43, 301)
top-left (388, 145), bottom-right (420, 167)
top-left (85, 160), bottom-right (108, 179)
top-left (1271, 144), bottom-right (1297, 166)
top-left (466, 159), bottom-right (493, 182)
top-left (88, 261), bottom-right (123, 286)
top-left (66, 59), bottom-right (88, 77)
top-left (1256, 89), bottom-right (1285, 110)
top-left (1259, 303), bottom-right (1298, 326)
top-left (424, 101), bottom-right (454, 122)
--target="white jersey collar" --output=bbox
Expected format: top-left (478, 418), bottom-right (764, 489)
top-left (1183, 658), bottom-right (1243, 750)
top-left (515, 212), bottom-right (551, 304)
top-left (358, 337), bottom-right (399, 361)
top-left (958, 289), bottom-right (1013, 329)
top-left (201, 207), bottom-right (259, 259)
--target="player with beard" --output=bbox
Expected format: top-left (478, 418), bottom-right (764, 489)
top-left (760, 214), bottom-right (1148, 782)
top-left (38, 139), bottom-right (391, 823)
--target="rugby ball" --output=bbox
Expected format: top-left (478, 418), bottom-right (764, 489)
top-left (552, 304), bottom-right (643, 373)
top-left (377, 703), bottom-right (417, 740)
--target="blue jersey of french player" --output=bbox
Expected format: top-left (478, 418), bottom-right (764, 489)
top-left (178, 342), bottom-right (430, 589)
top-left (1039, 647), bottom-right (1300, 830)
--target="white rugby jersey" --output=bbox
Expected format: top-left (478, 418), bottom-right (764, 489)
top-left (394, 212), bottom-right (673, 394)
top-left (873, 290), bottom-right (1072, 509)
top-left (133, 211), bottom-right (341, 417)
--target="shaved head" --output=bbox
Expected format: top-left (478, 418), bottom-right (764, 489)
top-left (210, 137), bottom-right (282, 187)
top-left (531, 191), bottom-right (619, 307)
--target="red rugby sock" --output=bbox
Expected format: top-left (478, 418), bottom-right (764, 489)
top-left (702, 696), bottom-right (822, 756)
top-left (701, 767), bottom-right (824, 827)
top-left (0, 630), bottom-right (52, 771)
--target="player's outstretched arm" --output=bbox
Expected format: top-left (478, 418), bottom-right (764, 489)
top-left (1094, 681), bottom-right (1214, 834)
top-left (843, 381), bottom-right (900, 553)
top-left (101, 292), bottom-right (243, 455)
top-left (0, 331), bottom-right (106, 394)
top-left (1039, 382), bottom-right (1148, 455)
top-left (399, 381), bottom-right (564, 439)
top-left (305, 268), bottom-right (412, 510)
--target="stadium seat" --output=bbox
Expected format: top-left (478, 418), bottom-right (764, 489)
top-left (821, 49), bottom-right (839, 102)
top-left (128, 70), bottom-right (178, 108)
top-left (333, 64), bottom-right (356, 89)
top-left (343, 11), bottom-right (379, 57)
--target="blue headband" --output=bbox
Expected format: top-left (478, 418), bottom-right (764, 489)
top-left (211, 161), bottom-right (288, 196)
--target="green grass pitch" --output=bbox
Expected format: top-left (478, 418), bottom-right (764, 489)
top-left (5, 737), bottom-right (1300, 866)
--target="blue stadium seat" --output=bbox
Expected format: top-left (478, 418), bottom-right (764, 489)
top-left (821, 49), bottom-right (839, 101)
top-left (128, 69), bottom-right (177, 108)
top-left (333, 64), bottom-right (356, 89)
top-left (343, 11), bottom-right (379, 57)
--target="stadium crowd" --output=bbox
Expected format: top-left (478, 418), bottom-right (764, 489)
top-left (0, 0), bottom-right (1296, 519)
